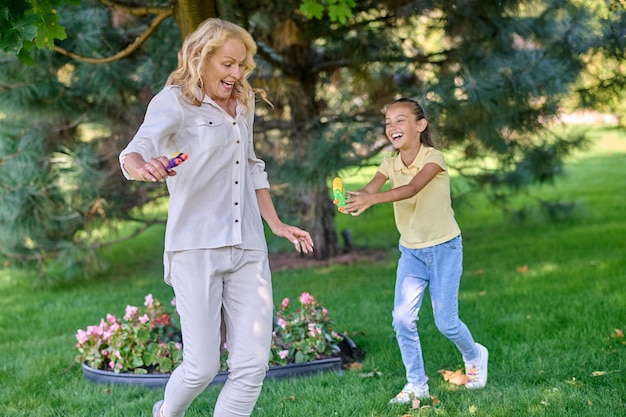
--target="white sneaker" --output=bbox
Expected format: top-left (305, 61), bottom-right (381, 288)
top-left (152, 400), bottom-right (164, 417)
top-left (389, 383), bottom-right (430, 404)
top-left (465, 343), bottom-right (488, 389)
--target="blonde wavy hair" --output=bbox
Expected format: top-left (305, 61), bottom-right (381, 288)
top-left (166, 18), bottom-right (268, 112)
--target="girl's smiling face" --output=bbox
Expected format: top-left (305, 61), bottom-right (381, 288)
top-left (201, 37), bottom-right (247, 105)
top-left (385, 102), bottom-right (427, 151)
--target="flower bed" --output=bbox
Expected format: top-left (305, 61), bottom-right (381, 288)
top-left (75, 292), bottom-right (351, 380)
top-left (270, 292), bottom-right (344, 366)
top-left (75, 294), bottom-right (183, 374)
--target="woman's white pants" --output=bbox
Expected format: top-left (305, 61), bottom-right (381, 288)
top-left (162, 247), bottom-right (273, 417)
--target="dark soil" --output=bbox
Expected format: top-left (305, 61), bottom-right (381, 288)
top-left (268, 249), bottom-right (387, 272)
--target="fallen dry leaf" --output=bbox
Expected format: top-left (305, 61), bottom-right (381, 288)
top-left (612, 328), bottom-right (624, 338)
top-left (431, 396), bottom-right (440, 406)
top-left (591, 371), bottom-right (606, 377)
top-left (516, 265), bottom-right (529, 273)
top-left (347, 362), bottom-right (363, 371)
top-left (437, 368), bottom-right (468, 385)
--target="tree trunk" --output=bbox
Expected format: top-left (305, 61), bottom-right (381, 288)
top-left (296, 185), bottom-right (339, 260)
top-left (172, 0), bottom-right (217, 39)
top-left (282, 42), bottom-right (339, 260)
top-left (316, 188), bottom-right (340, 260)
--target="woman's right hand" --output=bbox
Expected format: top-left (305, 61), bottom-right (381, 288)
top-left (123, 153), bottom-right (176, 182)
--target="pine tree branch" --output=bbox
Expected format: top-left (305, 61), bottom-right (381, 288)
top-left (0, 81), bottom-right (30, 90)
top-left (98, 0), bottom-right (171, 17)
top-left (0, 250), bottom-right (44, 262)
top-left (54, 9), bottom-right (173, 65)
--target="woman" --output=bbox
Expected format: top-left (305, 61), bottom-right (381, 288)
top-left (119, 18), bottom-right (313, 417)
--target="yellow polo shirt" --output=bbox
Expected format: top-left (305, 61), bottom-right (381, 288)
top-left (378, 145), bottom-right (460, 249)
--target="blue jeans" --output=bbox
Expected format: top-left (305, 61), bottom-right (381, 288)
top-left (392, 235), bottom-right (479, 386)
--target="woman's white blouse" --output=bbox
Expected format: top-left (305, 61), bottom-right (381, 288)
top-left (119, 85), bottom-right (270, 253)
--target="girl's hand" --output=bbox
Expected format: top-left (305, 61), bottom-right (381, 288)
top-left (344, 191), bottom-right (373, 216)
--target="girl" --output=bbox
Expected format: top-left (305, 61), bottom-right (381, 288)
top-left (344, 98), bottom-right (487, 403)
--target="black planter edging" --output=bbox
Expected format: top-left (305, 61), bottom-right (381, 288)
top-left (82, 356), bottom-right (342, 389)
top-left (81, 334), bottom-right (361, 388)
top-left (82, 362), bottom-right (170, 388)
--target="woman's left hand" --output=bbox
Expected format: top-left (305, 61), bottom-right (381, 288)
top-left (274, 224), bottom-right (314, 253)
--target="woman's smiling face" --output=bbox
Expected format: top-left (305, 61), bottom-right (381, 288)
top-left (201, 37), bottom-right (247, 104)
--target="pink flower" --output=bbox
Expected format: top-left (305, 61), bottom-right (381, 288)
top-left (124, 305), bottom-right (138, 321)
top-left (101, 349), bottom-right (108, 356)
top-left (138, 314), bottom-right (149, 324)
top-left (108, 361), bottom-right (115, 369)
top-left (86, 324), bottom-right (102, 336)
top-left (299, 292), bottom-right (315, 305)
top-left (76, 329), bottom-right (88, 344)
top-left (277, 317), bottom-right (287, 329)
top-left (106, 313), bottom-right (117, 324)
top-left (280, 298), bottom-right (289, 309)
top-left (304, 293), bottom-right (316, 305)
top-left (308, 323), bottom-right (322, 337)
top-left (171, 297), bottom-right (177, 307)
top-left (144, 294), bottom-right (154, 307)
top-left (278, 350), bottom-right (289, 359)
top-left (98, 319), bottom-right (107, 331)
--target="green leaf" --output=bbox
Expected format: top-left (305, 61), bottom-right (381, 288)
top-left (131, 354), bottom-right (144, 368)
top-left (299, 0), bottom-right (324, 20)
top-left (328, 2), bottom-right (353, 24)
top-left (33, 9), bottom-right (66, 50)
top-left (0, 14), bottom-right (38, 54)
top-left (142, 352), bottom-right (155, 366)
top-left (137, 328), bottom-right (151, 343)
top-left (172, 348), bottom-right (183, 363)
top-left (159, 357), bottom-right (173, 373)
top-left (299, 0), bottom-right (355, 23)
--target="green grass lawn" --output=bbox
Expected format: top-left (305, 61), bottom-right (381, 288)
top-left (0, 126), bottom-right (625, 416)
